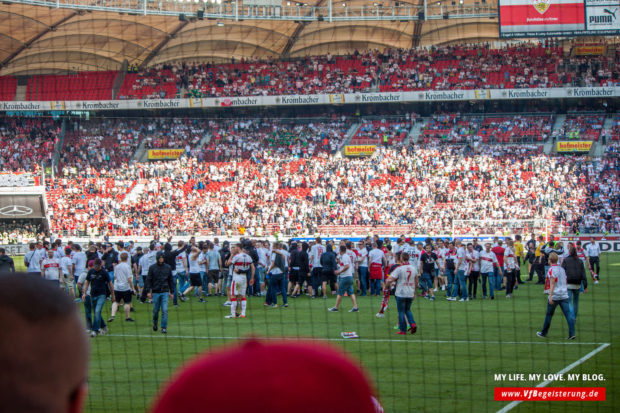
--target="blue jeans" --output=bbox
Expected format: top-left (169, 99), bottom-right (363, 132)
top-left (451, 270), bottom-right (468, 299)
top-left (200, 271), bottom-right (207, 294)
top-left (541, 298), bottom-right (575, 337)
top-left (358, 266), bottom-right (368, 295)
top-left (422, 272), bottom-right (433, 293)
top-left (395, 296), bottom-right (415, 333)
top-left (482, 272), bottom-right (496, 297)
top-left (152, 292), bottom-right (169, 329)
top-left (172, 274), bottom-right (179, 305)
top-left (370, 279), bottom-right (382, 296)
top-left (445, 268), bottom-right (455, 295)
top-left (267, 273), bottom-right (286, 305)
top-left (177, 271), bottom-right (189, 293)
top-left (311, 268), bottom-right (322, 296)
top-left (568, 289), bottom-right (581, 319)
top-left (91, 294), bottom-right (106, 332)
top-left (107, 271), bottom-right (115, 283)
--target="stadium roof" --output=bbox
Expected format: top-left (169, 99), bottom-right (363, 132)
top-left (0, 0), bottom-right (499, 76)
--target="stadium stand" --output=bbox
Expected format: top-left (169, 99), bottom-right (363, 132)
top-left (0, 117), bottom-right (60, 172)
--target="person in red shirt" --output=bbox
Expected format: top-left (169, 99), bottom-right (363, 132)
top-left (491, 240), bottom-right (506, 291)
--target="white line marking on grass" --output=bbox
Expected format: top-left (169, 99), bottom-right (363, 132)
top-left (107, 333), bottom-right (607, 346)
top-left (497, 342), bottom-right (611, 413)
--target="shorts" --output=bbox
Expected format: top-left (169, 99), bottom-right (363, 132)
top-left (337, 276), bottom-right (354, 296)
top-left (62, 274), bottom-right (73, 291)
top-left (189, 273), bottom-right (202, 287)
top-left (231, 275), bottom-right (247, 297)
top-left (114, 290), bottom-right (133, 304)
top-left (207, 270), bottom-right (219, 284)
top-left (321, 270), bottom-right (336, 284)
top-left (289, 269), bottom-right (300, 284)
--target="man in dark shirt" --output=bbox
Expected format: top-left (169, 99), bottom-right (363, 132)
top-left (82, 259), bottom-right (114, 338)
top-left (146, 252), bottom-right (174, 334)
top-left (420, 244), bottom-right (438, 301)
top-left (320, 243), bottom-right (337, 299)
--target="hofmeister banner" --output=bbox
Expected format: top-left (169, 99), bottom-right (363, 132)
top-left (557, 141), bottom-right (593, 152)
top-left (344, 145), bottom-right (377, 156)
top-left (147, 149), bottom-right (185, 160)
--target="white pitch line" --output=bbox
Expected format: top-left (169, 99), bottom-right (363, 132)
top-left (106, 333), bottom-right (607, 346)
top-left (496, 342), bottom-right (611, 413)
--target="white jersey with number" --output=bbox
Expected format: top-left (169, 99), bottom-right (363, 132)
top-left (231, 252), bottom-right (252, 296)
top-left (338, 253), bottom-right (353, 278)
top-left (390, 264), bottom-right (417, 298)
top-left (41, 258), bottom-right (61, 281)
top-left (357, 248), bottom-right (368, 267)
top-left (368, 248), bottom-right (385, 265)
top-left (310, 244), bottom-right (325, 268)
top-left (504, 247), bottom-right (518, 270)
top-left (175, 251), bottom-right (188, 274)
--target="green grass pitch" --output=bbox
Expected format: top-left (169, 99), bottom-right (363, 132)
top-left (12, 254), bottom-right (620, 412)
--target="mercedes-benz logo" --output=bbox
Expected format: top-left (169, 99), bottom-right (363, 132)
top-left (0, 205), bottom-right (33, 217)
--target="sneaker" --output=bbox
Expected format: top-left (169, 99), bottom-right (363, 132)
top-left (153, 324), bottom-right (158, 331)
top-left (224, 315), bottom-right (237, 319)
top-left (567, 335), bottom-right (576, 340)
top-left (393, 324), bottom-right (399, 330)
top-left (162, 328), bottom-right (167, 334)
top-left (458, 298), bottom-right (466, 302)
top-left (594, 280), bottom-right (599, 284)
top-left (223, 301), bottom-right (232, 306)
top-left (328, 307), bottom-right (338, 312)
top-left (446, 297), bottom-right (456, 301)
top-left (349, 307), bottom-right (359, 312)
top-left (429, 296), bottom-right (435, 301)
top-left (271, 304), bottom-right (278, 308)
top-left (239, 315), bottom-right (246, 318)
top-left (375, 312), bottom-right (385, 318)
top-left (424, 295), bottom-right (431, 300)
top-left (198, 298), bottom-right (205, 303)
top-left (396, 331), bottom-right (407, 335)
top-left (441, 286), bottom-right (446, 291)
top-left (482, 296), bottom-right (487, 299)
top-left (322, 296), bottom-right (327, 299)
top-left (90, 331), bottom-right (97, 338)
top-left (506, 294), bottom-right (512, 299)
top-left (173, 304), bottom-right (179, 308)
top-left (536, 331), bottom-right (546, 338)
top-left (409, 323), bottom-right (417, 334)
top-left (490, 296), bottom-right (495, 300)
top-left (433, 288), bottom-right (438, 292)
top-left (125, 318), bottom-right (135, 322)
top-left (98, 329), bottom-right (106, 336)
top-left (107, 316), bottom-right (115, 322)
top-left (282, 304), bottom-right (288, 308)
top-left (130, 307), bottom-right (135, 312)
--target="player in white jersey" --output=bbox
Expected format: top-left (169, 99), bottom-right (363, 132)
top-left (503, 238), bottom-right (519, 298)
top-left (538, 252), bottom-right (575, 339)
top-left (385, 252), bottom-right (418, 335)
top-left (174, 241), bottom-right (189, 302)
top-left (41, 249), bottom-right (62, 286)
top-left (356, 241), bottom-right (369, 296)
top-left (309, 238), bottom-right (325, 298)
top-left (60, 247), bottom-right (75, 298)
top-left (479, 243), bottom-right (502, 299)
top-left (327, 245), bottom-right (359, 313)
top-left (345, 241), bottom-right (358, 291)
top-left (108, 252), bottom-right (135, 322)
top-left (466, 244), bottom-right (480, 299)
top-left (368, 240), bottom-right (386, 296)
top-left (182, 246), bottom-right (205, 302)
top-left (434, 239), bottom-right (448, 291)
top-left (585, 237), bottom-right (601, 283)
top-left (448, 239), bottom-right (469, 301)
top-left (226, 243), bottom-right (255, 319)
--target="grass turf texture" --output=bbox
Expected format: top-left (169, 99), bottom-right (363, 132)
top-left (13, 255), bottom-right (620, 412)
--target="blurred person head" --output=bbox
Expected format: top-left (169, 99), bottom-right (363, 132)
top-left (0, 274), bottom-right (89, 413)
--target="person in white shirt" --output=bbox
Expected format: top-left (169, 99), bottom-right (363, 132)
top-left (174, 241), bottom-right (189, 301)
top-left (479, 243), bottom-right (502, 300)
top-left (139, 245), bottom-right (158, 303)
top-left (266, 242), bottom-right (288, 308)
top-left (357, 241), bottom-right (369, 296)
top-left (60, 247), bottom-right (75, 298)
top-left (466, 244), bottom-right (480, 299)
top-left (226, 244), bottom-right (255, 319)
top-left (435, 239), bottom-right (449, 291)
top-left (41, 249), bottom-right (62, 287)
top-left (368, 240), bottom-right (386, 296)
top-left (385, 252), bottom-right (418, 334)
top-left (108, 252), bottom-right (135, 323)
top-left (503, 238), bottom-right (519, 298)
top-left (328, 245), bottom-right (359, 313)
top-left (182, 246), bottom-right (205, 303)
top-left (309, 238), bottom-right (326, 298)
top-left (537, 252), bottom-right (576, 340)
top-left (24, 243), bottom-right (43, 276)
top-left (585, 237), bottom-right (601, 283)
top-left (448, 240), bottom-right (469, 301)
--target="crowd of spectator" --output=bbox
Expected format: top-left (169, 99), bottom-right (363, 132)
top-left (112, 43), bottom-right (620, 100)
top-left (0, 118), bottom-right (60, 172)
top-left (0, 221), bottom-right (45, 244)
top-left (45, 138), bottom-right (619, 238)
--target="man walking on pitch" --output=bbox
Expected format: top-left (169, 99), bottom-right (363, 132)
top-left (328, 245), bottom-right (359, 313)
top-left (146, 252), bottom-right (174, 334)
top-left (537, 252), bottom-right (575, 340)
top-left (108, 252), bottom-right (135, 323)
top-left (385, 252), bottom-right (418, 335)
top-left (585, 237), bottom-right (601, 284)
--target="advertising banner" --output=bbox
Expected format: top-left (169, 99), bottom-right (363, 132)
top-left (556, 141), bottom-right (593, 152)
top-left (344, 145), bottom-right (377, 156)
top-left (147, 149), bottom-right (185, 160)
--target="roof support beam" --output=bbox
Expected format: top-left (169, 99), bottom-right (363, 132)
top-left (411, 0), bottom-right (424, 47)
top-left (139, 20), bottom-right (188, 70)
top-left (281, 0), bottom-right (328, 58)
top-left (0, 11), bottom-right (78, 68)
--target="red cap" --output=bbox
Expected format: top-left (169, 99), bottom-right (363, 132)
top-left (405, 238), bottom-right (412, 243)
top-left (152, 339), bottom-right (383, 413)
